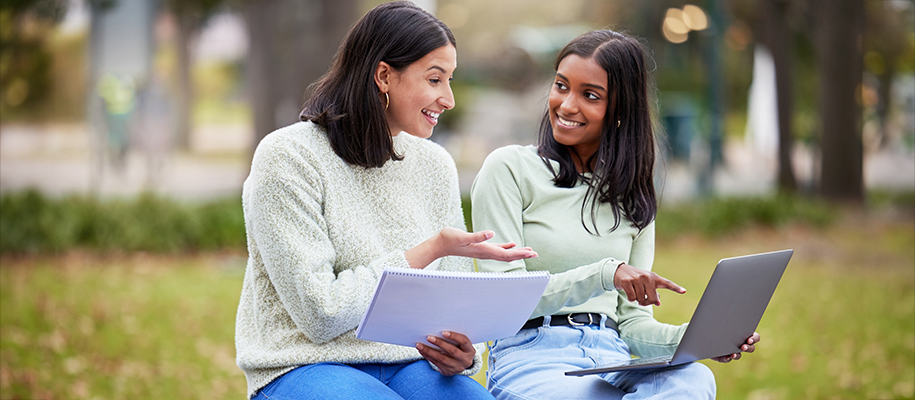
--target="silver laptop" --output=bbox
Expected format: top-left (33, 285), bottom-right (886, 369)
top-left (565, 249), bottom-right (793, 376)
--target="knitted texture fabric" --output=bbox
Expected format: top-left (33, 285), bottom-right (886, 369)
top-left (235, 122), bottom-right (481, 398)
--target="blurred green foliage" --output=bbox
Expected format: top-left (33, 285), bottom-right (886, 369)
top-left (3, 189), bottom-right (909, 254)
top-left (0, 190), bottom-right (245, 254)
top-left (657, 195), bottom-right (837, 240)
top-left (0, 0), bottom-right (73, 121)
top-left (465, 193), bottom-right (840, 238)
top-left (193, 60), bottom-right (250, 125)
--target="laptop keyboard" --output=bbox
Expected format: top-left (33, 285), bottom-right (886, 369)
top-left (625, 355), bottom-right (673, 366)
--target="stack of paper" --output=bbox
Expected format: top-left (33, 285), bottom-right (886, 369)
top-left (357, 267), bottom-right (550, 347)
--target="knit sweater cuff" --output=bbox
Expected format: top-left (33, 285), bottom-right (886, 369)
top-left (426, 351), bottom-right (484, 376)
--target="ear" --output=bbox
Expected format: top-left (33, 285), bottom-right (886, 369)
top-left (374, 61), bottom-right (393, 93)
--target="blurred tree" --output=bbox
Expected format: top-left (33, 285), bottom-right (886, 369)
top-left (810, 0), bottom-right (864, 203)
top-left (242, 0), bottom-right (358, 160)
top-left (759, 0), bottom-right (797, 193)
top-left (864, 1), bottom-right (912, 149)
top-left (165, 0), bottom-right (223, 151)
top-left (0, 0), bottom-right (67, 118)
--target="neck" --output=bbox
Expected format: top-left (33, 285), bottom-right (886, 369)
top-left (570, 147), bottom-right (595, 173)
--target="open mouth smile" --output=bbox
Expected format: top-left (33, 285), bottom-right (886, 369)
top-left (423, 109), bottom-right (441, 124)
top-left (557, 116), bottom-right (584, 127)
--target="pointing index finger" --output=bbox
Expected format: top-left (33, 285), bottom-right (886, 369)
top-left (658, 278), bottom-right (686, 294)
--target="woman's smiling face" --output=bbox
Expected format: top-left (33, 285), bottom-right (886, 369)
top-left (383, 44), bottom-right (457, 138)
top-left (548, 54), bottom-right (609, 169)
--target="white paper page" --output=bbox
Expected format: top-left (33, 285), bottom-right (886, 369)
top-left (356, 268), bottom-right (550, 347)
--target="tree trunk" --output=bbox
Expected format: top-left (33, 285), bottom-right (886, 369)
top-left (174, 12), bottom-right (196, 151)
top-left (243, 0), bottom-right (357, 164)
top-left (814, 0), bottom-right (864, 203)
top-left (762, 0), bottom-right (797, 193)
top-left (242, 0), bottom-right (280, 155)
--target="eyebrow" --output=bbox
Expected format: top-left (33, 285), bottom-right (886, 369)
top-left (556, 72), bottom-right (607, 92)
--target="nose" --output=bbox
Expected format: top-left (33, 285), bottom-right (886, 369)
top-left (440, 84), bottom-right (455, 110)
top-left (559, 92), bottom-right (578, 114)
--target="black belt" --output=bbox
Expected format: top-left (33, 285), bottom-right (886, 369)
top-left (521, 313), bottom-right (618, 332)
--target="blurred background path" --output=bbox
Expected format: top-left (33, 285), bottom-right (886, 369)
top-left (2, 115), bottom-right (912, 202)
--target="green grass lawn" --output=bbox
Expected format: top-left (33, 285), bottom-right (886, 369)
top-left (1, 211), bottom-right (913, 399)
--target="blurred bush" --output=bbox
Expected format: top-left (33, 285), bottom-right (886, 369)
top-left (464, 193), bottom-right (840, 239)
top-left (657, 195), bottom-right (836, 240)
top-left (0, 189), bottom-right (245, 253)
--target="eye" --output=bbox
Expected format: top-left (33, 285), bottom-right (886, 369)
top-left (554, 81), bottom-right (568, 91)
top-left (585, 92), bottom-right (600, 101)
top-left (430, 78), bottom-right (441, 84)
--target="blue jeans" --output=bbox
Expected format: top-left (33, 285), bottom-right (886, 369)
top-left (252, 360), bottom-right (494, 400)
top-left (487, 316), bottom-right (716, 400)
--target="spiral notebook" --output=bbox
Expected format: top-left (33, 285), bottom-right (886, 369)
top-left (356, 267), bottom-right (550, 347)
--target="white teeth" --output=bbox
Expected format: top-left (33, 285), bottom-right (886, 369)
top-left (423, 109), bottom-right (440, 120)
top-left (559, 117), bottom-right (582, 126)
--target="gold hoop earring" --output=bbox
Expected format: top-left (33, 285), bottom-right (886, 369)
top-left (617, 120), bottom-right (621, 127)
top-left (383, 92), bottom-right (390, 111)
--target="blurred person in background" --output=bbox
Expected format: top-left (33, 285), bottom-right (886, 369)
top-left (94, 72), bottom-right (136, 172)
top-left (235, 2), bottom-right (535, 399)
top-left (472, 29), bottom-right (759, 400)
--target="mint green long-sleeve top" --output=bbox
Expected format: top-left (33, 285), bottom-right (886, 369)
top-left (471, 144), bottom-right (686, 358)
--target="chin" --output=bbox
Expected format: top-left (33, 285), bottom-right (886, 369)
top-left (406, 129), bottom-right (434, 139)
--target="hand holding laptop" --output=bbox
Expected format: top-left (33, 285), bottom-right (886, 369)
top-left (566, 249), bottom-right (792, 376)
top-left (712, 331), bottom-right (761, 363)
top-left (613, 261), bottom-right (764, 364)
top-left (614, 263), bottom-right (687, 306)
top-left (613, 264), bottom-right (762, 363)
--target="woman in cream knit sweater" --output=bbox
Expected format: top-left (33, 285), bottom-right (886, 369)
top-left (235, 2), bottom-right (536, 400)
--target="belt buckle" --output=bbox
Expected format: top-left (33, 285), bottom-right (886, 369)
top-left (567, 313), bottom-right (592, 326)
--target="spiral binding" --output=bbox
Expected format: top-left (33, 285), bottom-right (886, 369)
top-left (383, 267), bottom-right (549, 280)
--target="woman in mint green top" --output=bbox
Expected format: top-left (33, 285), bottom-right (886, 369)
top-left (472, 30), bottom-right (759, 399)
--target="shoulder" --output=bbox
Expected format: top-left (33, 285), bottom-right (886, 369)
top-left (399, 134), bottom-right (457, 173)
top-left (252, 122), bottom-right (335, 172)
top-left (255, 121), bottom-right (327, 155)
top-left (402, 134), bottom-right (452, 159)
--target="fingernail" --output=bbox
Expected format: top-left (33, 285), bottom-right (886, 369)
top-left (442, 331), bottom-right (451, 338)
top-left (416, 343), bottom-right (423, 350)
top-left (485, 231), bottom-right (494, 239)
top-left (427, 335), bottom-right (435, 343)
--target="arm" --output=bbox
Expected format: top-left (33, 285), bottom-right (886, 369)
top-left (409, 147), bottom-right (537, 271)
top-left (616, 223), bottom-right (688, 358)
top-left (471, 148), bottom-right (622, 317)
top-left (412, 159), bottom-right (525, 375)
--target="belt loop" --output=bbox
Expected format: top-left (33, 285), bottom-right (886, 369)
top-left (599, 314), bottom-right (608, 330)
top-left (542, 315), bottom-right (552, 327)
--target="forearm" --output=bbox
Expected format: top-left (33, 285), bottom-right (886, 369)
top-left (404, 231), bottom-right (446, 269)
top-left (530, 258), bottom-right (622, 317)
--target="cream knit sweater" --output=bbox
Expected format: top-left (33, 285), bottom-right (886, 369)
top-left (235, 121), bottom-right (482, 398)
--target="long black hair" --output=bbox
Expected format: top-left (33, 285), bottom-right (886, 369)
top-left (300, 1), bottom-right (456, 168)
top-left (538, 30), bottom-right (657, 233)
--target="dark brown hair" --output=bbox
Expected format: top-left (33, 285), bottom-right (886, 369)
top-left (300, 1), bottom-right (456, 168)
top-left (538, 30), bottom-right (657, 233)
